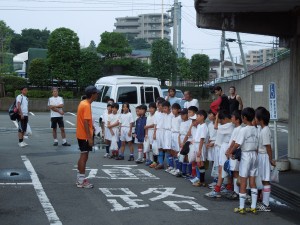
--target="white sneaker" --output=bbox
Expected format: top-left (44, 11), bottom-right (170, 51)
top-left (24, 135), bottom-right (29, 139)
top-left (169, 169), bottom-right (177, 175)
top-left (18, 142), bottom-right (26, 148)
top-left (103, 153), bottom-right (109, 158)
top-left (22, 142), bottom-right (28, 146)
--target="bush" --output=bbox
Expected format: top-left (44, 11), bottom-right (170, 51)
top-left (14, 90), bottom-right (74, 99)
top-left (1, 75), bottom-right (28, 93)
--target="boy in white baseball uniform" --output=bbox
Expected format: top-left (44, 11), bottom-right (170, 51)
top-left (232, 107), bottom-right (259, 215)
top-left (255, 107), bottom-right (276, 212)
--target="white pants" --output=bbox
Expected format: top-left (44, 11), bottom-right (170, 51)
top-left (194, 143), bottom-right (206, 162)
top-left (104, 127), bottom-right (112, 141)
top-left (213, 146), bottom-right (220, 167)
top-left (230, 158), bottom-right (239, 171)
top-left (147, 129), bottom-right (154, 145)
top-left (258, 153), bottom-right (271, 181)
top-left (155, 129), bottom-right (164, 149)
top-left (219, 143), bottom-right (229, 167)
top-left (207, 146), bottom-right (215, 161)
top-left (120, 127), bottom-right (132, 142)
top-left (171, 132), bottom-right (180, 152)
top-left (163, 130), bottom-right (172, 150)
top-left (239, 151), bottom-right (258, 178)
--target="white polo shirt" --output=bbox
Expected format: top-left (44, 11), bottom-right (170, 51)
top-left (16, 94), bottom-right (28, 116)
top-left (48, 96), bottom-right (64, 118)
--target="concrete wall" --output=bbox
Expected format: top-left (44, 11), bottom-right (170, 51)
top-left (0, 97), bottom-right (80, 112)
top-left (219, 57), bottom-right (290, 121)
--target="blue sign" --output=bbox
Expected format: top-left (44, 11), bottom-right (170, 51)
top-left (269, 83), bottom-right (277, 120)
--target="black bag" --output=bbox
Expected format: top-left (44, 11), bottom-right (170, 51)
top-left (180, 141), bottom-right (190, 155)
top-left (233, 148), bottom-right (241, 161)
top-left (8, 96), bottom-right (22, 121)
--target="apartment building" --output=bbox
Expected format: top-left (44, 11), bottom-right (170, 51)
top-left (114, 13), bottom-right (171, 43)
top-left (244, 48), bottom-right (285, 66)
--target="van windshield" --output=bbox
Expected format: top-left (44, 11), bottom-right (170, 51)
top-left (95, 85), bottom-right (112, 102)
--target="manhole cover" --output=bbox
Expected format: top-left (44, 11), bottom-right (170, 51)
top-left (0, 169), bottom-right (31, 182)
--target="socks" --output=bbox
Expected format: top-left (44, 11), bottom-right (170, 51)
top-left (196, 167), bottom-right (201, 179)
top-left (105, 145), bottom-right (110, 154)
top-left (149, 151), bottom-right (154, 162)
top-left (19, 139), bottom-right (23, 143)
top-left (262, 185), bottom-right (271, 206)
top-left (158, 151), bottom-right (164, 165)
top-left (146, 152), bottom-right (150, 160)
top-left (153, 155), bottom-right (158, 163)
top-left (77, 173), bottom-right (85, 184)
top-left (233, 178), bottom-right (239, 194)
top-left (182, 163), bottom-right (187, 174)
top-left (199, 167), bottom-right (205, 183)
top-left (214, 185), bottom-right (221, 193)
top-left (239, 193), bottom-right (247, 209)
top-left (251, 188), bottom-right (258, 209)
top-left (54, 139), bottom-right (58, 143)
top-left (187, 163), bottom-right (192, 175)
top-left (138, 149), bottom-right (143, 159)
top-left (168, 157), bottom-right (174, 168)
top-left (191, 162), bottom-right (197, 177)
top-left (62, 138), bottom-right (67, 144)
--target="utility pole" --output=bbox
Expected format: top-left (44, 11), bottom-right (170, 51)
top-left (226, 42), bottom-right (238, 76)
top-left (178, 2), bottom-right (182, 58)
top-left (220, 30), bottom-right (225, 78)
top-left (237, 32), bottom-right (248, 74)
top-left (173, 0), bottom-right (178, 55)
top-left (161, 0), bottom-right (164, 39)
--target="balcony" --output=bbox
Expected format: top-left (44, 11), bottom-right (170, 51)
top-left (114, 21), bottom-right (139, 27)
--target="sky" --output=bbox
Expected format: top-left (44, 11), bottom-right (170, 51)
top-left (0, 0), bottom-right (277, 61)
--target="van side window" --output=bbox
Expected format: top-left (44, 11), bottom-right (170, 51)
top-left (141, 86), bottom-right (157, 104)
top-left (102, 86), bottom-right (112, 102)
top-left (117, 86), bottom-right (137, 104)
top-left (95, 85), bottom-right (104, 102)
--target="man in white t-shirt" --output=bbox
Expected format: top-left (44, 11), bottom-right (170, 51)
top-left (48, 87), bottom-right (71, 146)
top-left (16, 87), bottom-right (29, 148)
top-left (183, 91), bottom-right (199, 109)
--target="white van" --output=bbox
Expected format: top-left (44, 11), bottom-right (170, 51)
top-left (92, 75), bottom-right (163, 123)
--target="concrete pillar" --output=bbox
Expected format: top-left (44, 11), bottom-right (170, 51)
top-left (288, 16), bottom-right (300, 170)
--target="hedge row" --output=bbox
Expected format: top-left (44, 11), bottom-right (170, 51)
top-left (14, 90), bottom-right (74, 99)
top-left (1, 74), bottom-right (27, 93)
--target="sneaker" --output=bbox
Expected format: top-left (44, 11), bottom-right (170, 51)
top-left (53, 142), bottom-right (58, 146)
top-left (190, 177), bottom-right (200, 184)
top-left (226, 192), bottom-right (239, 200)
top-left (145, 160), bottom-right (153, 166)
top-left (165, 167), bottom-right (173, 173)
top-left (128, 155), bottom-right (134, 161)
top-left (18, 142), bottom-right (26, 148)
top-left (221, 188), bottom-right (232, 195)
top-left (22, 142), bottom-right (28, 146)
top-left (208, 181), bottom-right (216, 188)
top-left (205, 190), bottom-right (221, 198)
top-left (149, 162), bottom-right (157, 168)
top-left (24, 135), bottom-right (29, 139)
top-left (155, 164), bottom-right (164, 170)
top-left (192, 181), bottom-right (202, 187)
top-left (169, 169), bottom-right (177, 175)
top-left (135, 158), bottom-right (144, 164)
top-left (234, 207), bottom-right (246, 215)
top-left (103, 153), bottom-right (109, 158)
top-left (115, 155), bottom-right (124, 160)
top-left (246, 207), bottom-right (258, 214)
top-left (76, 179), bottom-right (94, 189)
top-left (257, 203), bottom-right (271, 212)
top-left (62, 142), bottom-right (71, 146)
top-left (175, 170), bottom-right (182, 177)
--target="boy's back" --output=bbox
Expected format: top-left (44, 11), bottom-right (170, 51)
top-left (236, 126), bottom-right (258, 151)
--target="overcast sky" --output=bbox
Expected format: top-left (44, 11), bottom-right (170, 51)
top-left (1, 0), bottom-right (276, 61)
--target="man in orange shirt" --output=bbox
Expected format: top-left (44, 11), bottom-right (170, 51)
top-left (76, 86), bottom-right (99, 188)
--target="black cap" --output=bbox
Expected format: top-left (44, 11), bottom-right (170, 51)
top-left (85, 85), bottom-right (98, 95)
top-left (180, 108), bottom-right (188, 115)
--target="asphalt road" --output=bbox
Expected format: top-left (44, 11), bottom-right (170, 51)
top-left (0, 112), bottom-right (297, 225)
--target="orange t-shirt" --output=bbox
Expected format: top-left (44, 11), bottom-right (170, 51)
top-left (76, 100), bottom-right (93, 140)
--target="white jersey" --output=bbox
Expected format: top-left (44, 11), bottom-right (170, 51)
top-left (258, 126), bottom-right (273, 154)
top-left (194, 123), bottom-right (209, 144)
top-left (208, 121), bottom-right (217, 142)
top-left (215, 122), bottom-right (235, 146)
top-left (229, 125), bottom-right (242, 145)
top-left (108, 113), bottom-right (120, 128)
top-left (154, 111), bottom-right (164, 129)
top-left (48, 96), bottom-right (64, 118)
top-left (191, 126), bottom-right (197, 142)
top-left (171, 115), bottom-right (181, 133)
top-left (146, 113), bottom-right (155, 131)
top-left (184, 99), bottom-right (199, 109)
top-left (236, 126), bottom-right (259, 152)
top-left (180, 120), bottom-right (192, 136)
top-left (119, 112), bottom-right (134, 127)
top-left (16, 94), bottom-right (28, 116)
top-left (163, 113), bottom-right (173, 130)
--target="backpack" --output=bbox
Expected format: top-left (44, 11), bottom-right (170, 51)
top-left (8, 96), bottom-right (23, 121)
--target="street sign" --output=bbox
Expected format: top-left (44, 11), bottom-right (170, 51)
top-left (269, 83), bottom-right (278, 120)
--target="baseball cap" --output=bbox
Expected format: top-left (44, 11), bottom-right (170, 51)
top-left (189, 114), bottom-right (197, 120)
top-left (180, 108), bottom-right (188, 115)
top-left (85, 85), bottom-right (99, 95)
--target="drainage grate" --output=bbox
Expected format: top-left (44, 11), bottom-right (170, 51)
top-left (272, 183), bottom-right (300, 207)
top-left (0, 169), bottom-right (31, 182)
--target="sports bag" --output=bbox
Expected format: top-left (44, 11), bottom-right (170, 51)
top-left (8, 96), bottom-right (23, 121)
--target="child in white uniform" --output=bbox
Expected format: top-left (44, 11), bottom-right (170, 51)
top-left (102, 103), bottom-right (113, 157)
top-left (161, 101), bottom-right (173, 170)
top-left (145, 102), bottom-right (157, 166)
top-left (107, 103), bottom-right (120, 158)
top-left (255, 107), bottom-right (276, 212)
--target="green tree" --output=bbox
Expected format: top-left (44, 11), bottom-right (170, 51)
top-left (78, 50), bottom-right (103, 88)
top-left (150, 39), bottom-right (177, 86)
top-left (190, 54), bottom-right (210, 85)
top-left (0, 20), bottom-right (14, 53)
top-left (47, 27), bottom-right (80, 86)
top-left (97, 32), bottom-right (131, 58)
top-left (84, 40), bottom-right (97, 53)
top-left (10, 28), bottom-right (50, 54)
top-left (177, 57), bottom-right (191, 80)
top-left (128, 37), bottom-right (151, 50)
top-left (28, 58), bottom-right (50, 88)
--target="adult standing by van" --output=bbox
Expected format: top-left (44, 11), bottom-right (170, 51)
top-left (48, 87), bottom-right (71, 146)
top-left (165, 87), bottom-right (180, 105)
top-left (228, 86), bottom-right (243, 114)
top-left (17, 87), bottom-right (29, 148)
top-left (183, 91), bottom-right (199, 109)
top-left (76, 85), bottom-right (99, 188)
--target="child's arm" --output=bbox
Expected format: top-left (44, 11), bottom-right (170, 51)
top-left (214, 113), bottom-right (219, 130)
top-left (197, 138), bottom-right (205, 167)
top-left (226, 140), bottom-right (236, 158)
top-left (266, 144), bottom-right (276, 166)
top-left (128, 122), bottom-right (133, 137)
top-left (153, 124), bottom-right (157, 140)
top-left (108, 121), bottom-right (119, 128)
top-left (182, 124), bottom-right (193, 144)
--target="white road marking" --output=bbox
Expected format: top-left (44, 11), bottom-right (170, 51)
top-left (0, 182), bottom-right (32, 185)
top-left (66, 120), bottom-right (75, 126)
top-left (86, 169), bottom-right (98, 179)
top-left (103, 165), bottom-right (137, 167)
top-left (22, 155), bottom-right (62, 225)
top-left (270, 197), bottom-right (287, 206)
top-left (29, 112), bottom-right (35, 116)
top-left (163, 200), bottom-right (208, 211)
top-left (66, 112), bottom-right (76, 116)
top-left (13, 121), bottom-right (18, 128)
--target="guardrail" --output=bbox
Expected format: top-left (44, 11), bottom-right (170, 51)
top-left (212, 49), bottom-right (290, 84)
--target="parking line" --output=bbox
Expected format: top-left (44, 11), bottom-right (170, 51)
top-left (66, 120), bottom-right (75, 126)
top-left (21, 155), bottom-right (62, 225)
top-left (13, 121), bottom-right (18, 128)
top-left (29, 112), bottom-right (35, 116)
top-left (66, 112), bottom-right (76, 116)
top-left (0, 182), bottom-right (32, 185)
